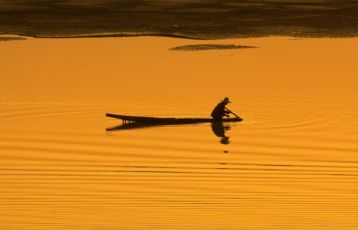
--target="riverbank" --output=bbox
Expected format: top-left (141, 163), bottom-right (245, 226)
top-left (1, 0), bottom-right (358, 39)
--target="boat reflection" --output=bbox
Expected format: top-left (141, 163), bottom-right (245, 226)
top-left (107, 121), bottom-right (232, 145)
top-left (211, 122), bottom-right (231, 145)
top-left (106, 122), bottom-right (161, 131)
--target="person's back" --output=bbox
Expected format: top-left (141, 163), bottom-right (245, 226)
top-left (211, 101), bottom-right (227, 120)
top-left (211, 97), bottom-right (231, 120)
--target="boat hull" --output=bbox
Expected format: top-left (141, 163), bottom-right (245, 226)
top-left (106, 113), bottom-right (243, 124)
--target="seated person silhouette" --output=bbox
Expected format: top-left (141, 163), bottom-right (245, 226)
top-left (211, 97), bottom-right (232, 120)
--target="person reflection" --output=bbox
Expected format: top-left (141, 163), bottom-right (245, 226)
top-left (211, 121), bottom-right (231, 145)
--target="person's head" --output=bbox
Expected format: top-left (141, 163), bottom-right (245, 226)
top-left (223, 97), bottom-right (231, 105)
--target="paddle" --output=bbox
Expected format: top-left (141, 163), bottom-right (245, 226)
top-left (226, 109), bottom-right (240, 119)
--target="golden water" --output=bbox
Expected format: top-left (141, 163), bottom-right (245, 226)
top-left (1, 36), bottom-right (358, 229)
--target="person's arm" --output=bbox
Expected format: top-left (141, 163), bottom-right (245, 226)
top-left (224, 108), bottom-right (231, 117)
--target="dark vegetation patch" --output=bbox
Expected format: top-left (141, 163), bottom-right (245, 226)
top-left (0, 36), bottom-right (26, 41)
top-left (170, 44), bottom-right (257, 51)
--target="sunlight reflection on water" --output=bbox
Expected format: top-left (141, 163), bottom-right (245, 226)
top-left (0, 36), bottom-right (358, 229)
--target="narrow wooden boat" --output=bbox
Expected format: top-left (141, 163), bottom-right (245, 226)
top-left (106, 113), bottom-right (243, 124)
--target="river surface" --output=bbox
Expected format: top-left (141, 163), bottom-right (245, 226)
top-left (1, 36), bottom-right (358, 229)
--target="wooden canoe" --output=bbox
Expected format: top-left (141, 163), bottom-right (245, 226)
top-left (106, 113), bottom-right (243, 124)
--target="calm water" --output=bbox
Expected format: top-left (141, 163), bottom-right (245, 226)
top-left (1, 36), bottom-right (358, 229)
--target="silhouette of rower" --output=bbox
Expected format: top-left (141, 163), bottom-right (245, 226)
top-left (211, 97), bottom-right (232, 120)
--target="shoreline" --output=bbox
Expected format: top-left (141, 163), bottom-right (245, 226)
top-left (1, 32), bottom-right (358, 43)
top-left (1, 1), bottom-right (358, 40)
